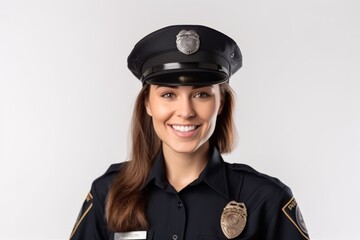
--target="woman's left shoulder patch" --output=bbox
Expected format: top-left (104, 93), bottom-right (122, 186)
top-left (282, 197), bottom-right (310, 239)
top-left (69, 192), bottom-right (94, 239)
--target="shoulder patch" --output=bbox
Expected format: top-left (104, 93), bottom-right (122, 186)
top-left (282, 197), bottom-right (309, 239)
top-left (70, 192), bottom-right (94, 239)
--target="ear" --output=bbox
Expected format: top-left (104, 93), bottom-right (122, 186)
top-left (145, 99), bottom-right (153, 116)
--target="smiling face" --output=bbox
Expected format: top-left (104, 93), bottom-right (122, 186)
top-left (145, 84), bottom-right (223, 156)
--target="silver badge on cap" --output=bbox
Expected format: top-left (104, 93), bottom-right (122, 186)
top-left (220, 201), bottom-right (247, 239)
top-left (176, 30), bottom-right (200, 55)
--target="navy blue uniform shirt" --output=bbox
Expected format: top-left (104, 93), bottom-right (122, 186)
top-left (70, 147), bottom-right (310, 240)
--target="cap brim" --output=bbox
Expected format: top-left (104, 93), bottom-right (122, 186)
top-left (144, 69), bottom-right (229, 86)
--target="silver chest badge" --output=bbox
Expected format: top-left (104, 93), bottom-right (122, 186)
top-left (220, 201), bottom-right (247, 239)
top-left (176, 30), bottom-right (200, 55)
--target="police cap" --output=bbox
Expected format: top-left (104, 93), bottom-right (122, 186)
top-left (127, 25), bottom-right (242, 86)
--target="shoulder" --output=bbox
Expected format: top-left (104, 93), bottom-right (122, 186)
top-left (224, 162), bottom-right (310, 239)
top-left (69, 163), bottom-right (125, 239)
top-left (91, 162), bottom-right (125, 200)
top-left (227, 162), bottom-right (287, 188)
top-left (94, 162), bottom-right (123, 184)
top-left (225, 162), bottom-right (293, 200)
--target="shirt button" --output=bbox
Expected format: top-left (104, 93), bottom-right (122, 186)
top-left (172, 234), bottom-right (178, 240)
top-left (177, 201), bottom-right (183, 208)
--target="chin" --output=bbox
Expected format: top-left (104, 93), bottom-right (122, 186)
top-left (166, 141), bottom-right (208, 155)
top-left (172, 146), bottom-right (200, 154)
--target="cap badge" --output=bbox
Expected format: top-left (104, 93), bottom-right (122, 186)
top-left (176, 30), bottom-right (200, 55)
top-left (220, 201), bottom-right (247, 239)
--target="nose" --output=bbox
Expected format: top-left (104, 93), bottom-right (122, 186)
top-left (176, 97), bottom-right (196, 119)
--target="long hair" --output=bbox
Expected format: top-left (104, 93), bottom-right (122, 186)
top-left (210, 83), bottom-right (236, 153)
top-left (105, 83), bottom-right (236, 231)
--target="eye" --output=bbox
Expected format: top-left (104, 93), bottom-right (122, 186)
top-left (161, 92), bottom-right (176, 98)
top-left (194, 92), bottom-right (210, 99)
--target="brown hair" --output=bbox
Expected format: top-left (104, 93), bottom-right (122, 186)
top-left (105, 83), bottom-right (236, 231)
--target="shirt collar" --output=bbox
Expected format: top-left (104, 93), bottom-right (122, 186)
top-left (142, 147), bottom-right (229, 199)
top-left (200, 147), bottom-right (229, 198)
top-left (142, 151), bottom-right (168, 190)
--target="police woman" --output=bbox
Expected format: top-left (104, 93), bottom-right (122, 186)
top-left (70, 25), bottom-right (310, 240)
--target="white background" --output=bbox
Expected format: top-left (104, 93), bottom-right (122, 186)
top-left (0, 0), bottom-right (359, 240)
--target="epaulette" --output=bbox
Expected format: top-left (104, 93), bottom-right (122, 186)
top-left (93, 162), bottom-right (125, 185)
top-left (104, 163), bottom-right (123, 175)
top-left (228, 162), bottom-right (287, 189)
top-left (228, 162), bottom-right (258, 173)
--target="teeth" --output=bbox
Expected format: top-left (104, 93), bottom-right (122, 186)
top-left (172, 125), bottom-right (196, 132)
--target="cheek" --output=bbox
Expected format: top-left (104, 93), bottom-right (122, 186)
top-left (199, 101), bottom-right (221, 121)
top-left (147, 94), bottom-right (168, 119)
top-left (149, 103), bottom-right (172, 121)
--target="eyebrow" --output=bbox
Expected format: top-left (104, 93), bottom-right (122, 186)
top-left (155, 85), bottom-right (213, 90)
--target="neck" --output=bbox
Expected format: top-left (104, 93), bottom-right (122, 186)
top-left (162, 143), bottom-right (210, 192)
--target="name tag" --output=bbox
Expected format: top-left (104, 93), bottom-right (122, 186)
top-left (114, 231), bottom-right (147, 240)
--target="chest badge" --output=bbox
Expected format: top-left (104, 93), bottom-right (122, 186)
top-left (220, 201), bottom-right (247, 239)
